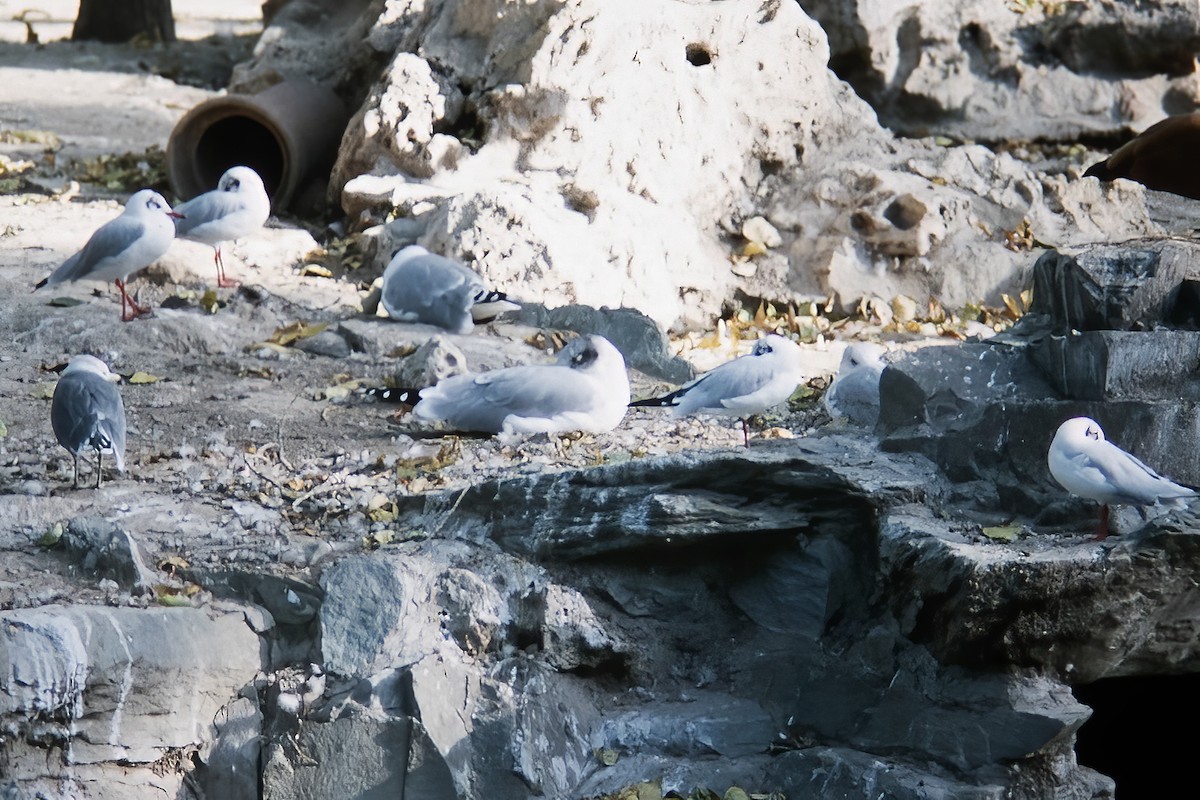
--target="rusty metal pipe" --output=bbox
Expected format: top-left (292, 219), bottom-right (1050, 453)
top-left (166, 79), bottom-right (348, 212)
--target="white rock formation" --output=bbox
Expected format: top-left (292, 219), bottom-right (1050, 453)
top-left (322, 0), bottom-right (1174, 331)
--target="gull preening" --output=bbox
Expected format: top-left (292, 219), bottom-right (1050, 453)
top-left (824, 342), bottom-right (887, 427)
top-left (1047, 416), bottom-right (1195, 539)
top-left (381, 245), bottom-right (519, 335)
top-left (408, 334), bottom-right (629, 437)
top-left (173, 166), bottom-right (271, 288)
top-left (630, 333), bottom-right (806, 447)
top-left (50, 355), bottom-right (126, 489)
top-left (35, 189), bottom-right (182, 321)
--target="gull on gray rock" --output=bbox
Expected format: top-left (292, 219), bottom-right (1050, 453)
top-left (381, 245), bottom-right (519, 334)
top-left (409, 334), bottom-right (630, 437)
top-left (35, 189), bottom-right (182, 321)
top-left (173, 166), bottom-right (270, 288)
top-left (630, 333), bottom-right (806, 447)
top-left (50, 355), bottom-right (126, 489)
top-left (824, 342), bottom-right (887, 427)
top-left (1047, 416), bottom-right (1195, 539)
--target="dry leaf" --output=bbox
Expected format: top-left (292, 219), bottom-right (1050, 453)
top-left (301, 264), bottom-right (334, 278)
top-left (128, 371), bottom-right (159, 384)
top-left (269, 320), bottom-right (330, 347)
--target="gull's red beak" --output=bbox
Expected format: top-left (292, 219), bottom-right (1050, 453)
top-left (169, 211), bottom-right (185, 219)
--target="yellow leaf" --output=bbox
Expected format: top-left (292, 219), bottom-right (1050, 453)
top-left (368, 507), bottom-right (397, 523)
top-left (741, 240), bottom-right (768, 257)
top-left (1001, 293), bottom-right (1023, 319)
top-left (269, 320), bottom-right (330, 347)
top-left (200, 289), bottom-right (219, 314)
top-left (982, 524), bottom-right (1022, 542)
top-left (301, 264), bottom-right (334, 278)
top-left (596, 747), bottom-right (619, 766)
top-left (128, 371), bottom-right (159, 384)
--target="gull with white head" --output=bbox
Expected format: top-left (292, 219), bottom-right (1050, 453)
top-left (403, 334), bottom-right (630, 438)
top-left (50, 355), bottom-right (126, 489)
top-left (1047, 416), bottom-right (1195, 539)
top-left (381, 245), bottom-right (519, 335)
top-left (173, 166), bottom-right (271, 288)
top-left (824, 342), bottom-right (888, 427)
top-left (35, 189), bottom-right (182, 321)
top-left (630, 333), bottom-right (806, 447)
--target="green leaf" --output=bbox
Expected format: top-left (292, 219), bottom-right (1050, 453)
top-left (37, 522), bottom-right (63, 547)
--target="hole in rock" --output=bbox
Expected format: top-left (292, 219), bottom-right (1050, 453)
top-left (1074, 673), bottom-right (1200, 797)
top-left (685, 43), bottom-right (712, 66)
top-left (433, 97), bottom-right (486, 152)
top-left (1167, 279), bottom-right (1200, 329)
top-left (882, 195), bottom-right (925, 230)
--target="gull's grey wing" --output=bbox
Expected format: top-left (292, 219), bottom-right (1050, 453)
top-left (671, 355), bottom-right (778, 414)
top-left (174, 191), bottom-right (247, 237)
top-left (1087, 440), bottom-right (1192, 505)
top-left (417, 365), bottom-right (593, 433)
top-left (825, 367), bottom-right (882, 426)
top-left (50, 373), bottom-right (126, 469)
top-left (383, 254), bottom-right (484, 334)
top-left (44, 217), bottom-right (148, 285)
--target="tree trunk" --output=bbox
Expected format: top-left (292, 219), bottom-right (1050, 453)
top-left (72, 0), bottom-right (176, 43)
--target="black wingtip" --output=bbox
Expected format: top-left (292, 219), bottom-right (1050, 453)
top-left (629, 396), bottom-right (675, 408)
top-left (1083, 160), bottom-right (1112, 181)
top-left (474, 289), bottom-right (510, 304)
top-left (363, 386), bottom-right (421, 404)
top-left (33, 277), bottom-right (48, 293)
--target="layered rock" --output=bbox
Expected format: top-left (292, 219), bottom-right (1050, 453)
top-left (801, 0), bottom-right (1200, 140)
top-left (0, 605), bottom-right (260, 798)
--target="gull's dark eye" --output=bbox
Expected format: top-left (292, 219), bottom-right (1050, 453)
top-left (571, 345), bottom-right (597, 367)
top-left (1086, 427), bottom-right (1099, 440)
top-left (849, 356), bottom-right (859, 367)
top-left (227, 178), bottom-right (240, 191)
top-left (147, 198), bottom-right (160, 210)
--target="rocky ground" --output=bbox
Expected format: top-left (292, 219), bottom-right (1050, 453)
top-left (0, 2), bottom-right (921, 614)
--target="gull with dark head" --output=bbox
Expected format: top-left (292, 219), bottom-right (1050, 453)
top-left (173, 166), bottom-right (270, 288)
top-left (381, 245), bottom-right (519, 335)
top-left (630, 333), bottom-right (806, 447)
top-left (35, 189), bottom-right (182, 321)
top-left (1047, 416), bottom-right (1195, 539)
top-left (50, 355), bottom-right (126, 489)
top-left (406, 334), bottom-right (629, 438)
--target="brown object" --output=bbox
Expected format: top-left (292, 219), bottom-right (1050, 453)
top-left (166, 80), bottom-right (349, 213)
top-left (72, 0), bottom-right (176, 43)
top-left (1084, 113), bottom-right (1200, 200)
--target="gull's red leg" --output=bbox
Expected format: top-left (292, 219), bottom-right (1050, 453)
top-left (115, 279), bottom-right (149, 321)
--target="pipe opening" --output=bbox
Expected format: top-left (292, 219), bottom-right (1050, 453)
top-left (192, 115), bottom-right (287, 203)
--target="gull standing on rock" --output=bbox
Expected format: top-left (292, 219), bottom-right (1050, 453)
top-left (381, 245), bottom-right (519, 334)
top-left (824, 342), bottom-right (888, 427)
top-left (630, 333), bottom-right (806, 447)
top-left (35, 189), bottom-right (182, 321)
top-left (1047, 416), bottom-right (1196, 539)
top-left (406, 335), bottom-right (629, 437)
top-left (50, 355), bottom-right (126, 489)
top-left (173, 166), bottom-right (271, 288)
